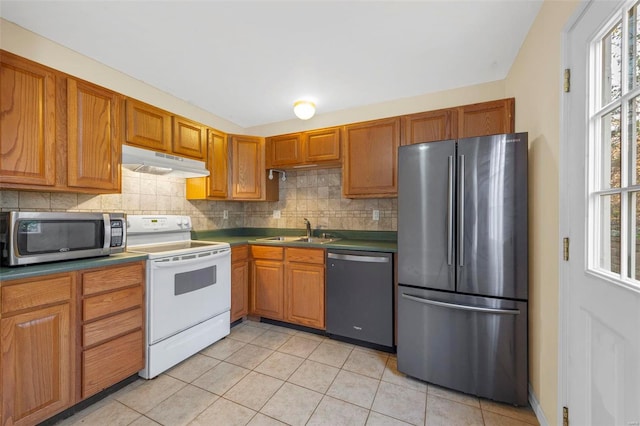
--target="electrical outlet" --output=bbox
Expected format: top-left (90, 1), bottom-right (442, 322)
top-left (372, 210), bottom-right (380, 221)
top-left (273, 210), bottom-right (281, 219)
top-left (223, 210), bottom-right (228, 219)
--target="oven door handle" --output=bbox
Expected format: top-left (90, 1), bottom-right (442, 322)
top-left (151, 250), bottom-right (230, 267)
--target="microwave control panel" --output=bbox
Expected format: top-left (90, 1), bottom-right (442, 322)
top-left (110, 220), bottom-right (124, 247)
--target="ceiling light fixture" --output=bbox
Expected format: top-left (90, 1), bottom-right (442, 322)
top-left (293, 100), bottom-right (316, 120)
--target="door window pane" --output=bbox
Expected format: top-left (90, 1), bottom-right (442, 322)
top-left (629, 96), bottom-right (640, 185)
top-left (602, 107), bottom-right (622, 189)
top-left (603, 21), bottom-right (622, 105)
top-left (629, 192), bottom-right (640, 280)
top-left (600, 194), bottom-right (621, 274)
top-left (629, 3), bottom-right (640, 90)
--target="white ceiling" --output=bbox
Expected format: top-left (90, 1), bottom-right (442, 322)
top-left (0, 1), bottom-right (543, 129)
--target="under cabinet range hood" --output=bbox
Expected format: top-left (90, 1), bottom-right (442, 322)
top-left (121, 145), bottom-right (210, 178)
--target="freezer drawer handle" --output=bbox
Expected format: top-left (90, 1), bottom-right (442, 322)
top-left (401, 293), bottom-right (520, 315)
top-left (327, 253), bottom-right (389, 263)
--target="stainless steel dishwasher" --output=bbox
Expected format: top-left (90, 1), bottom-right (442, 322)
top-left (326, 249), bottom-right (393, 349)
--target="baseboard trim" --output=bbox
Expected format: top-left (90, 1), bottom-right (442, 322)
top-left (529, 382), bottom-right (550, 426)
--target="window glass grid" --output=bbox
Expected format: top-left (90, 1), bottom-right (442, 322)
top-left (589, 1), bottom-right (640, 289)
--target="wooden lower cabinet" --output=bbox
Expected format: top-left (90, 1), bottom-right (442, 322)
top-left (251, 262), bottom-right (285, 320)
top-left (285, 248), bottom-right (325, 329)
top-left (231, 245), bottom-right (250, 322)
top-left (79, 262), bottom-right (145, 399)
top-left (250, 246), bottom-right (325, 330)
top-left (1, 273), bottom-right (75, 426)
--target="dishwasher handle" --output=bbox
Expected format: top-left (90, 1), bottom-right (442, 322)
top-left (327, 252), bottom-right (390, 263)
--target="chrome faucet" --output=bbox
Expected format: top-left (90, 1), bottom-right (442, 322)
top-left (303, 218), bottom-right (312, 238)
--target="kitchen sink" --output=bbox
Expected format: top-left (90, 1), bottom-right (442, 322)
top-left (296, 237), bottom-right (341, 244)
top-left (255, 236), bottom-right (341, 244)
top-left (256, 236), bottom-right (306, 242)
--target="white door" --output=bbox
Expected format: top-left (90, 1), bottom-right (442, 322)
top-left (562, 1), bottom-right (640, 425)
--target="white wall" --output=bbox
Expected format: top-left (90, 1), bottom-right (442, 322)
top-left (505, 1), bottom-right (580, 424)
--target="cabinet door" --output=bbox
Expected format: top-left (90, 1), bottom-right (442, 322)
top-left (231, 260), bottom-right (249, 322)
top-left (401, 109), bottom-right (455, 145)
top-left (67, 79), bottom-right (121, 191)
top-left (125, 99), bottom-right (171, 152)
top-left (1, 303), bottom-right (73, 426)
top-left (231, 135), bottom-right (264, 200)
top-left (268, 133), bottom-right (302, 167)
top-left (343, 117), bottom-right (400, 198)
top-left (285, 262), bottom-right (325, 329)
top-left (305, 127), bottom-right (341, 164)
top-left (0, 52), bottom-right (56, 186)
top-left (208, 129), bottom-right (229, 198)
top-left (251, 260), bottom-right (284, 320)
top-left (172, 116), bottom-right (206, 160)
top-left (457, 98), bottom-right (515, 138)
top-left (231, 246), bottom-right (249, 322)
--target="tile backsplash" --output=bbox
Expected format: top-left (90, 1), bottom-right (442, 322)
top-left (0, 168), bottom-right (397, 232)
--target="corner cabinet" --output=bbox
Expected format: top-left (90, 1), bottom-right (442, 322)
top-left (0, 51), bottom-right (57, 187)
top-left (343, 117), bottom-right (400, 198)
top-left (66, 78), bottom-right (121, 192)
top-left (1, 273), bottom-right (76, 426)
top-left (186, 133), bottom-right (278, 201)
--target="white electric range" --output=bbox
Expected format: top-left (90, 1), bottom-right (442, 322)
top-left (126, 215), bottom-right (231, 379)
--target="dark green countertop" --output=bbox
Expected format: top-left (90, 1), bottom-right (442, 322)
top-left (0, 252), bottom-right (148, 282)
top-left (192, 228), bottom-right (397, 253)
top-left (1, 228), bottom-right (395, 282)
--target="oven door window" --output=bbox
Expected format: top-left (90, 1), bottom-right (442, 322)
top-left (16, 220), bottom-right (104, 255)
top-left (175, 266), bottom-right (216, 295)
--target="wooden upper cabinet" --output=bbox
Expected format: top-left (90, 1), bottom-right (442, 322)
top-left (230, 135), bottom-right (278, 201)
top-left (231, 135), bottom-right (263, 199)
top-left (172, 116), bottom-right (206, 160)
top-left (0, 51), bottom-right (57, 186)
top-left (66, 78), bottom-right (121, 192)
top-left (457, 98), bottom-right (514, 138)
top-left (268, 133), bottom-right (302, 167)
top-left (125, 99), bottom-right (171, 152)
top-left (401, 109), bottom-right (456, 145)
top-left (266, 127), bottom-right (341, 169)
top-left (343, 117), bottom-right (400, 198)
top-left (305, 127), bottom-right (341, 164)
top-left (206, 129), bottom-right (229, 198)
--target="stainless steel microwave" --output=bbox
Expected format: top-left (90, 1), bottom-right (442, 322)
top-left (0, 211), bottom-right (126, 266)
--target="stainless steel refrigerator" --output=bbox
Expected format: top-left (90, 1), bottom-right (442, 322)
top-left (397, 132), bottom-right (528, 406)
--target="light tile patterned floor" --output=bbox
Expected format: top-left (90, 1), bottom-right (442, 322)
top-left (56, 320), bottom-right (539, 426)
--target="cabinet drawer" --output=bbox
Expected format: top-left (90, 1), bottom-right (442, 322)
top-left (83, 286), bottom-right (143, 322)
top-left (2, 273), bottom-right (73, 315)
top-left (82, 330), bottom-right (144, 398)
top-left (251, 245), bottom-right (284, 260)
top-left (286, 248), bottom-right (325, 264)
top-left (232, 245), bottom-right (249, 262)
top-left (82, 262), bottom-right (144, 296)
top-left (83, 307), bottom-right (143, 348)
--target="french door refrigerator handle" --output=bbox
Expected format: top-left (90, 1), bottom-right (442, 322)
top-left (401, 293), bottom-right (520, 315)
top-left (447, 155), bottom-right (454, 265)
top-left (458, 155), bottom-right (465, 266)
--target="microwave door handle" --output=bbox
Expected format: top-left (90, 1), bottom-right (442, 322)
top-left (103, 214), bottom-right (111, 249)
